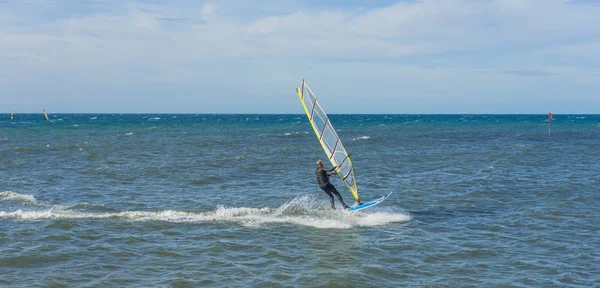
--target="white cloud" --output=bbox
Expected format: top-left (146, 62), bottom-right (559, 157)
top-left (3, 0), bottom-right (600, 62)
top-left (1, 0), bottom-right (599, 112)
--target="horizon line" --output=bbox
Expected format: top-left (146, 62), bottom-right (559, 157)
top-left (1, 112), bottom-right (594, 115)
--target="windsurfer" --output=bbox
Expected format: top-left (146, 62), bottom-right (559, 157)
top-left (316, 160), bottom-right (350, 210)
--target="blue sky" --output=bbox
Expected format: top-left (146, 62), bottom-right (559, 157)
top-left (1, 0), bottom-right (599, 113)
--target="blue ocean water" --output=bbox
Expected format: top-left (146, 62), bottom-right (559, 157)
top-left (1, 114), bottom-right (599, 287)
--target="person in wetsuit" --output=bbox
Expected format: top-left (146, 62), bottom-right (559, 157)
top-left (316, 160), bottom-right (350, 210)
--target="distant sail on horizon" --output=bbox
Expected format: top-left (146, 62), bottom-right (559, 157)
top-left (548, 112), bottom-right (553, 136)
top-left (10, 111), bottom-right (14, 120)
top-left (43, 109), bottom-right (49, 122)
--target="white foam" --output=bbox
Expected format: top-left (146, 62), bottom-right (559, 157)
top-left (0, 191), bottom-right (37, 204)
top-left (283, 132), bottom-right (308, 136)
top-left (0, 196), bottom-right (410, 229)
top-left (353, 136), bottom-right (370, 141)
top-left (354, 212), bottom-right (411, 227)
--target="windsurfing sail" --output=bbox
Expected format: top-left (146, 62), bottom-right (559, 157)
top-left (43, 109), bottom-right (49, 122)
top-left (10, 111), bottom-right (14, 120)
top-left (295, 80), bottom-right (360, 203)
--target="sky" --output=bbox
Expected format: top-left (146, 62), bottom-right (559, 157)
top-left (1, 0), bottom-right (599, 114)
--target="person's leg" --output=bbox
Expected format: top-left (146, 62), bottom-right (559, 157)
top-left (327, 184), bottom-right (349, 209)
top-left (320, 186), bottom-right (335, 209)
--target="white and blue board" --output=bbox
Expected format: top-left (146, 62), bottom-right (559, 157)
top-left (347, 192), bottom-right (392, 212)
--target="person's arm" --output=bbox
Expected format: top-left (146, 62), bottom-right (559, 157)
top-left (326, 164), bottom-right (342, 175)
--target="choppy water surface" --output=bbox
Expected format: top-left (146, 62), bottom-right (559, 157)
top-left (1, 114), bottom-right (599, 287)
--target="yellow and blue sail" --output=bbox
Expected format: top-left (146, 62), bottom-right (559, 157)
top-left (296, 80), bottom-right (360, 203)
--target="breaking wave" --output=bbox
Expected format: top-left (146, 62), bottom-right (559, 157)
top-left (1, 195), bottom-right (409, 229)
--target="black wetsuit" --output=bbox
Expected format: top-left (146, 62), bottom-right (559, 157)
top-left (316, 166), bottom-right (349, 209)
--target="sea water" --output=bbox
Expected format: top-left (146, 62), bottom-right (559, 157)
top-left (1, 114), bottom-right (598, 287)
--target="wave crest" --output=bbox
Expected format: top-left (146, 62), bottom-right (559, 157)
top-left (0, 191), bottom-right (37, 204)
top-left (352, 136), bottom-right (370, 141)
